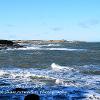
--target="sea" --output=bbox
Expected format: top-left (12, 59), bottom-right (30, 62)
top-left (0, 41), bottom-right (100, 100)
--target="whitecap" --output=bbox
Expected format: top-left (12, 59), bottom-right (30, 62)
top-left (0, 70), bottom-right (7, 76)
top-left (46, 44), bottom-right (60, 47)
top-left (40, 47), bottom-right (85, 51)
top-left (51, 63), bottom-right (74, 72)
top-left (6, 46), bottom-right (86, 51)
top-left (55, 79), bottom-right (64, 85)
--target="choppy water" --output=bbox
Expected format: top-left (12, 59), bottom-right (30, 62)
top-left (0, 42), bottom-right (100, 100)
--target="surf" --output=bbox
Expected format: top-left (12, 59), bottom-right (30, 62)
top-left (51, 63), bottom-right (74, 71)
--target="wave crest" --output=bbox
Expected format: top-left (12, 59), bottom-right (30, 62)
top-left (51, 63), bottom-right (74, 72)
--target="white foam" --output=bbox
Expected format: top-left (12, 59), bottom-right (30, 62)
top-left (46, 44), bottom-right (60, 47)
top-left (6, 46), bottom-right (85, 51)
top-left (55, 79), bottom-right (64, 85)
top-left (0, 64), bottom-right (100, 95)
top-left (84, 91), bottom-right (100, 100)
top-left (46, 48), bottom-right (84, 51)
top-left (7, 47), bottom-right (38, 50)
top-left (0, 64), bottom-right (100, 99)
top-left (0, 70), bottom-right (7, 76)
top-left (51, 63), bottom-right (74, 71)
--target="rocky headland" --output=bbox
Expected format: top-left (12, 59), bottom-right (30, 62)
top-left (0, 40), bottom-right (23, 49)
top-left (0, 40), bottom-right (86, 50)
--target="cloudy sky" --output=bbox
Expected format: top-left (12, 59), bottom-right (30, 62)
top-left (0, 0), bottom-right (100, 41)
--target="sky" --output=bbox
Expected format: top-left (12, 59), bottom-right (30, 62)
top-left (0, 0), bottom-right (100, 41)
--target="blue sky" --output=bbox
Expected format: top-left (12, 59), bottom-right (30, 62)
top-left (0, 0), bottom-right (100, 41)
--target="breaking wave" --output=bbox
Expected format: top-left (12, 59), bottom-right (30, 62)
top-left (7, 46), bottom-right (86, 51)
top-left (0, 64), bottom-right (99, 88)
top-left (51, 63), bottom-right (74, 71)
top-left (41, 44), bottom-right (60, 47)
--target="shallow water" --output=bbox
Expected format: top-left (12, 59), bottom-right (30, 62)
top-left (0, 42), bottom-right (100, 100)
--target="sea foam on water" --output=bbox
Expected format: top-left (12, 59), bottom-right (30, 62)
top-left (51, 63), bottom-right (74, 72)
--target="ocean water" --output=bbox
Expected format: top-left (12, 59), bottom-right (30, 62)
top-left (0, 42), bottom-right (100, 100)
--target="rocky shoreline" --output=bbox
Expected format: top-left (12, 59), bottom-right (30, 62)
top-left (0, 40), bottom-right (86, 50)
top-left (14, 40), bottom-right (85, 44)
top-left (13, 40), bottom-right (67, 45)
top-left (0, 40), bottom-right (23, 50)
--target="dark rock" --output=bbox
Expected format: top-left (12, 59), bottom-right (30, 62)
top-left (11, 88), bottom-right (27, 92)
top-left (24, 94), bottom-right (40, 100)
top-left (13, 43), bottom-right (23, 48)
top-left (0, 40), bottom-right (23, 49)
top-left (0, 40), bottom-right (14, 46)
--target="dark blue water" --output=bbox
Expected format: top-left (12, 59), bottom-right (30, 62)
top-left (0, 42), bottom-right (100, 100)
